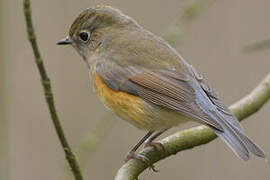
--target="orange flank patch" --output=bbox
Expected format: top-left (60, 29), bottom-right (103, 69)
top-left (92, 66), bottom-right (148, 129)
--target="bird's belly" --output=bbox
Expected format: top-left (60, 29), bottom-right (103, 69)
top-left (92, 67), bottom-right (190, 131)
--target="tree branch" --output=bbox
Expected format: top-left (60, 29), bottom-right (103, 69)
top-left (115, 73), bottom-right (270, 180)
top-left (243, 38), bottom-right (270, 53)
top-left (163, 0), bottom-right (216, 46)
top-left (23, 1), bottom-right (84, 180)
top-left (60, 114), bottom-right (115, 180)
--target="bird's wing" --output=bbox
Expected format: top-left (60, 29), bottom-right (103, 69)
top-left (187, 65), bottom-right (243, 130)
top-left (96, 62), bottom-right (266, 160)
top-left (95, 62), bottom-right (235, 131)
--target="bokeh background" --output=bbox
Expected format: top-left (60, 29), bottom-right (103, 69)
top-left (1, 0), bottom-right (270, 179)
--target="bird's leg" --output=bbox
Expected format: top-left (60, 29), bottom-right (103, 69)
top-left (142, 129), bottom-right (168, 172)
top-left (125, 131), bottom-right (161, 173)
top-left (125, 131), bottom-right (153, 162)
top-left (144, 129), bottom-right (167, 151)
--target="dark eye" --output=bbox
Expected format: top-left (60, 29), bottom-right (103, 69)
top-left (79, 31), bottom-right (89, 42)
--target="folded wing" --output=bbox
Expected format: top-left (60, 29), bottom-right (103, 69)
top-left (95, 62), bottom-right (265, 160)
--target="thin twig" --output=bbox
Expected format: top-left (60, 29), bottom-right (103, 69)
top-left (77, 116), bottom-right (115, 168)
top-left (23, 1), bottom-right (84, 180)
top-left (243, 38), bottom-right (270, 53)
top-left (61, 114), bottom-right (115, 179)
top-left (163, 0), bottom-right (216, 46)
top-left (115, 73), bottom-right (270, 180)
top-left (0, 1), bottom-right (9, 179)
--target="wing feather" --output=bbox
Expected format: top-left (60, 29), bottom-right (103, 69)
top-left (95, 62), bottom-right (265, 159)
top-left (96, 63), bottom-right (223, 130)
top-left (189, 65), bottom-right (243, 130)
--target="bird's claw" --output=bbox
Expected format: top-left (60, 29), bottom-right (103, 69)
top-left (125, 151), bottom-right (149, 163)
top-left (144, 141), bottom-right (165, 152)
top-left (125, 151), bottom-right (159, 172)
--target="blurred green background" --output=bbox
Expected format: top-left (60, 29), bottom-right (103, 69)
top-left (1, 0), bottom-right (270, 179)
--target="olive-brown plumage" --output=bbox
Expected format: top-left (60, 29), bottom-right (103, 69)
top-left (58, 5), bottom-right (265, 161)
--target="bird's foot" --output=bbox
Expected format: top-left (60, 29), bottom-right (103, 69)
top-left (125, 150), bottom-right (159, 172)
top-left (144, 141), bottom-right (165, 152)
top-left (125, 150), bottom-right (149, 162)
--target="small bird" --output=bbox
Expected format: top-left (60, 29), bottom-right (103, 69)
top-left (57, 5), bottom-right (265, 162)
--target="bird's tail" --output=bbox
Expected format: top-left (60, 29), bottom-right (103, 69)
top-left (213, 112), bottom-right (265, 161)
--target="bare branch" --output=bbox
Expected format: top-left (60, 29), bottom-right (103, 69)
top-left (23, 1), bottom-right (84, 180)
top-left (163, 0), bottom-right (216, 46)
top-left (77, 116), bottom-right (115, 168)
top-left (243, 38), bottom-right (270, 53)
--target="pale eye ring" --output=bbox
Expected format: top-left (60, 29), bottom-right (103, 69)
top-left (79, 31), bottom-right (90, 42)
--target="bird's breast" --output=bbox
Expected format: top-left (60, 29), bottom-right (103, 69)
top-left (91, 65), bottom-right (190, 131)
top-left (91, 65), bottom-right (151, 129)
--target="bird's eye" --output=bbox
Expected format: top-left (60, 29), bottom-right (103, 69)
top-left (79, 31), bottom-right (89, 42)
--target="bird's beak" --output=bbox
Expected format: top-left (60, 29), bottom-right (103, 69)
top-left (57, 36), bottom-right (71, 45)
